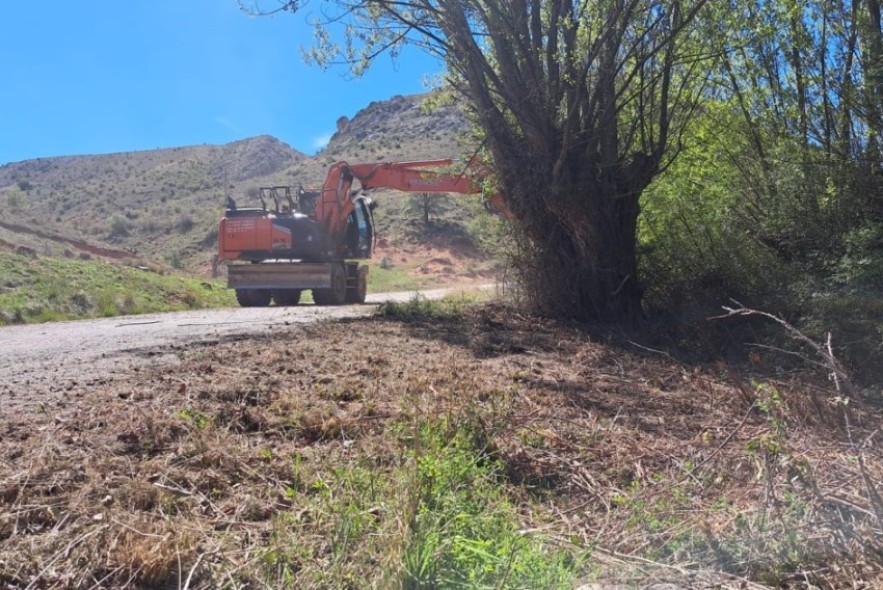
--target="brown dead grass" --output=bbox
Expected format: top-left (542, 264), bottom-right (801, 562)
top-left (1, 303), bottom-right (881, 588)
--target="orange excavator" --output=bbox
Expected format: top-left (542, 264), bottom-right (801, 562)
top-left (218, 158), bottom-right (505, 307)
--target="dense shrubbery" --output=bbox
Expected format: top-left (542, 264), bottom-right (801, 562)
top-left (639, 101), bottom-right (883, 380)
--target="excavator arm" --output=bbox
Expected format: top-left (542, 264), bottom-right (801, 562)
top-left (219, 157), bottom-right (508, 263)
top-left (314, 159), bottom-right (507, 249)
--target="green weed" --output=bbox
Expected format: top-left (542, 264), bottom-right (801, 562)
top-left (257, 414), bottom-right (583, 589)
top-left (378, 293), bottom-right (478, 321)
top-left (398, 418), bottom-right (581, 589)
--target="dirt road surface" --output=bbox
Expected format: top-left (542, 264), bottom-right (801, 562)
top-left (0, 288), bottom-right (453, 414)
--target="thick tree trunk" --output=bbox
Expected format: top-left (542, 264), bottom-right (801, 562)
top-left (503, 154), bottom-right (652, 323)
top-left (529, 195), bottom-right (643, 322)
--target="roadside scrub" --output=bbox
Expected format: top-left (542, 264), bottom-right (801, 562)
top-left (1, 298), bottom-right (881, 588)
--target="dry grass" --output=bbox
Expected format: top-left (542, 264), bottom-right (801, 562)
top-left (1, 303), bottom-right (881, 588)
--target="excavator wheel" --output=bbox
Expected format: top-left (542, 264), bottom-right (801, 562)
top-left (346, 267), bottom-right (368, 304)
top-left (236, 288), bottom-right (272, 307)
top-left (313, 263), bottom-right (347, 305)
top-left (272, 289), bottom-right (301, 306)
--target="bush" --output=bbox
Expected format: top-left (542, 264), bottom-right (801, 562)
top-left (108, 214), bottom-right (130, 239)
top-left (176, 214), bottom-right (195, 233)
top-left (6, 190), bottom-right (26, 209)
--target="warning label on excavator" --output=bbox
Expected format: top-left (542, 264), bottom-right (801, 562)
top-left (227, 219), bottom-right (257, 233)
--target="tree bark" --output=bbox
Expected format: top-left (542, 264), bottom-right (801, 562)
top-left (494, 143), bottom-right (656, 322)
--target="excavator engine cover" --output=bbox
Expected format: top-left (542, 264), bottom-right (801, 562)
top-left (219, 209), bottom-right (325, 261)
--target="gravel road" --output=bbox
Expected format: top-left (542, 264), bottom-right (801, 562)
top-left (0, 288), bottom-right (456, 412)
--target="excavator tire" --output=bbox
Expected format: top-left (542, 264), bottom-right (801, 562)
top-left (313, 263), bottom-right (347, 305)
top-left (346, 267), bottom-right (368, 304)
top-left (272, 289), bottom-right (301, 306)
top-left (236, 288), bottom-right (271, 307)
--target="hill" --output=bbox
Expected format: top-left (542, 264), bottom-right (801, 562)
top-left (0, 135), bottom-right (306, 271)
top-left (0, 93), bottom-right (474, 271)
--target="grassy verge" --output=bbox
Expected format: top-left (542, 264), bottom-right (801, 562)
top-left (366, 259), bottom-right (440, 292)
top-left (0, 249), bottom-right (234, 325)
top-left (0, 246), bottom-right (484, 325)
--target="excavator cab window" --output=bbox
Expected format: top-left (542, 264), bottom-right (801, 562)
top-left (346, 196), bottom-right (374, 258)
top-left (298, 189), bottom-right (321, 218)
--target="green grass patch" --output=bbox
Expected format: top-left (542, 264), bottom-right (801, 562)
top-left (0, 249), bottom-right (234, 325)
top-left (261, 414), bottom-right (583, 589)
top-left (397, 417), bottom-right (581, 589)
top-left (366, 260), bottom-right (434, 292)
top-left (378, 293), bottom-right (480, 321)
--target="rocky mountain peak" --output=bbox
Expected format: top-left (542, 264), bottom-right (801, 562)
top-left (218, 135), bottom-right (305, 182)
top-left (325, 93), bottom-right (468, 158)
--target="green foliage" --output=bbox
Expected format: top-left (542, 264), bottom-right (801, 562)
top-left (399, 418), bottom-right (580, 589)
top-left (835, 223), bottom-right (883, 288)
top-left (0, 249), bottom-right (234, 325)
top-left (176, 407), bottom-right (212, 430)
top-left (401, 192), bottom-right (452, 227)
top-left (640, 97), bottom-right (883, 323)
top-left (108, 213), bottom-right (131, 238)
top-left (640, 103), bottom-right (788, 308)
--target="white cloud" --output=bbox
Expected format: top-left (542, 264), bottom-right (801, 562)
top-left (216, 116), bottom-right (242, 134)
top-left (312, 133), bottom-right (332, 150)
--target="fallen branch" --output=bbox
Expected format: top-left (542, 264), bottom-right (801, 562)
top-left (715, 301), bottom-right (883, 530)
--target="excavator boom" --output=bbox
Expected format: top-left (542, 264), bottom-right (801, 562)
top-left (313, 159), bottom-right (498, 246)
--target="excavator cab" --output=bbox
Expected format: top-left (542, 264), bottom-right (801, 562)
top-left (297, 189), bottom-right (321, 217)
top-left (260, 186), bottom-right (297, 215)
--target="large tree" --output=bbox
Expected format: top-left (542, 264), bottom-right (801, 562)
top-left (245, 0), bottom-right (709, 321)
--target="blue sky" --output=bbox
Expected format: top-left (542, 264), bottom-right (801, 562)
top-left (0, 1), bottom-right (443, 165)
